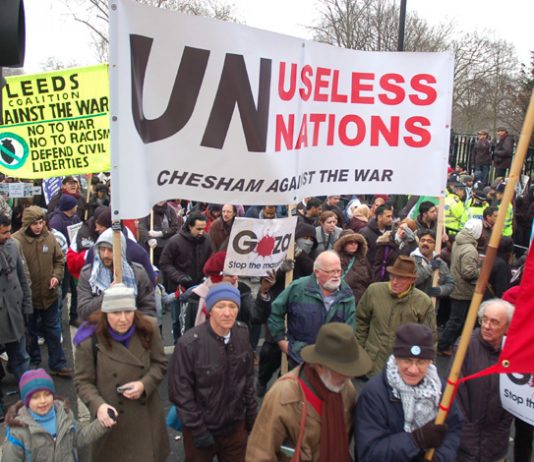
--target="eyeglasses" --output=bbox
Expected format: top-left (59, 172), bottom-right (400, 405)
top-left (397, 358), bottom-right (432, 369)
top-left (317, 268), bottom-right (342, 276)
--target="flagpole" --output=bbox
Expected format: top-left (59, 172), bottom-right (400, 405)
top-left (425, 89), bottom-right (534, 460)
top-left (430, 196), bottom-right (445, 306)
top-left (149, 208), bottom-right (154, 264)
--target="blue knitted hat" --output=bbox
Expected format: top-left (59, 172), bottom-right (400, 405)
top-left (205, 283), bottom-right (241, 312)
top-left (19, 369), bottom-right (56, 407)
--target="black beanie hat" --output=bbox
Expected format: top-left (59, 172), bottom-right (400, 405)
top-left (393, 323), bottom-right (434, 359)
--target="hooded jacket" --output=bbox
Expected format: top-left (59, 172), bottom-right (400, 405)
top-left (334, 230), bottom-right (372, 302)
top-left (450, 229), bottom-right (481, 300)
top-left (2, 399), bottom-right (107, 462)
top-left (12, 206), bottom-right (64, 310)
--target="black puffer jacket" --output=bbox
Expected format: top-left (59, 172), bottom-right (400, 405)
top-left (169, 321), bottom-right (257, 437)
top-left (159, 228), bottom-right (213, 289)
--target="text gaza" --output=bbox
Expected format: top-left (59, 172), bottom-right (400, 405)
top-left (231, 230), bottom-right (291, 256)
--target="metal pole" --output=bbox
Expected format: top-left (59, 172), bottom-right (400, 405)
top-left (397, 0), bottom-right (407, 51)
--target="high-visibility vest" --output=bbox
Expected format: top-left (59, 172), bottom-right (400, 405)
top-left (500, 203), bottom-right (514, 237)
top-left (444, 192), bottom-right (465, 234)
top-left (461, 201), bottom-right (488, 226)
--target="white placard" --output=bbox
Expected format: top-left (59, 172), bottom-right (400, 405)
top-left (224, 216), bottom-right (297, 277)
top-left (500, 373), bottom-right (534, 425)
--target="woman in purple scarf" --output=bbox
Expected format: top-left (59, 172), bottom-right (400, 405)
top-left (73, 284), bottom-right (169, 462)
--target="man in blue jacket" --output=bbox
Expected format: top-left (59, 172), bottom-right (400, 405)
top-left (268, 250), bottom-right (355, 370)
top-left (355, 323), bottom-right (463, 461)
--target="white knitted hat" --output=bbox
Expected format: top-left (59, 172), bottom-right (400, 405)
top-left (102, 283), bottom-right (136, 313)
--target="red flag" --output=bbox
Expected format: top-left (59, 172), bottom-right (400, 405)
top-left (489, 241), bottom-right (534, 374)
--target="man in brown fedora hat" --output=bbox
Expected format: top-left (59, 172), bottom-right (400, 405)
top-left (356, 255), bottom-right (436, 376)
top-left (246, 322), bottom-right (372, 462)
top-left (355, 323), bottom-right (463, 461)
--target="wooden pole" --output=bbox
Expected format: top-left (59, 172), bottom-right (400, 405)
top-left (149, 208), bottom-right (155, 265)
top-left (112, 221), bottom-right (123, 284)
top-left (425, 89), bottom-right (534, 460)
top-left (84, 174), bottom-right (92, 220)
top-left (430, 196), bottom-right (445, 307)
top-left (281, 204), bottom-right (296, 375)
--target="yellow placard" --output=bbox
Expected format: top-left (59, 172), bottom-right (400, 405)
top-left (0, 64), bottom-right (110, 178)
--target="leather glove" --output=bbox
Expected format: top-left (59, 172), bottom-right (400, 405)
top-left (147, 239), bottom-right (158, 249)
top-left (148, 230), bottom-right (163, 238)
top-left (428, 287), bottom-right (441, 298)
top-left (278, 259), bottom-right (294, 273)
top-left (411, 421), bottom-right (448, 449)
top-left (430, 257), bottom-right (441, 271)
top-left (193, 431), bottom-right (216, 449)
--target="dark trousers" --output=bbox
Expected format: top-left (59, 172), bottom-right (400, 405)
top-left (182, 421), bottom-right (247, 462)
top-left (5, 337), bottom-right (30, 382)
top-left (61, 267), bottom-right (78, 322)
top-left (28, 301), bottom-right (67, 371)
top-left (514, 417), bottom-right (534, 462)
top-left (439, 299), bottom-right (470, 350)
top-left (258, 341), bottom-right (281, 387)
top-left (474, 164), bottom-right (491, 185)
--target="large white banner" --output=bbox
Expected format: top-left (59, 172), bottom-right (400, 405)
top-left (500, 373), bottom-right (534, 425)
top-left (110, 0), bottom-right (454, 219)
top-left (224, 217), bottom-right (297, 277)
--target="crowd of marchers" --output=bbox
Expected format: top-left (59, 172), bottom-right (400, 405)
top-left (0, 126), bottom-right (531, 461)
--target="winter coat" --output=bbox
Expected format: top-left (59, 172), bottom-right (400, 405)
top-left (138, 203), bottom-right (181, 250)
top-left (411, 247), bottom-right (455, 298)
top-left (74, 318), bottom-right (169, 462)
top-left (0, 239), bottom-right (32, 343)
top-left (486, 255), bottom-right (511, 299)
top-left (456, 329), bottom-right (513, 462)
top-left (180, 281), bottom-right (253, 334)
top-left (449, 230), bottom-right (480, 300)
top-left (159, 228), bottom-right (213, 289)
top-left (12, 207), bottom-right (64, 310)
top-left (372, 231), bottom-right (399, 282)
top-left (208, 217), bottom-right (233, 251)
top-left (493, 134), bottom-right (514, 169)
top-left (268, 275), bottom-right (356, 364)
top-left (356, 282), bottom-right (436, 376)
top-left (333, 231), bottom-right (372, 301)
top-left (355, 370), bottom-right (463, 462)
top-left (360, 218), bottom-right (391, 266)
top-left (313, 225), bottom-right (342, 256)
top-left (48, 210), bottom-right (81, 246)
top-left (246, 365), bottom-right (356, 462)
top-left (472, 138), bottom-right (492, 167)
top-left (2, 399), bottom-right (107, 462)
top-left (169, 320), bottom-right (257, 437)
top-left (47, 192), bottom-right (87, 221)
top-left (77, 262), bottom-right (156, 321)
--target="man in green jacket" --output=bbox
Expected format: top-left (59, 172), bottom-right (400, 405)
top-left (268, 250), bottom-right (356, 370)
top-left (356, 255), bottom-right (436, 376)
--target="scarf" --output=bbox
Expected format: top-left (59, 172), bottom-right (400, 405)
top-left (388, 281), bottom-right (413, 299)
top-left (303, 365), bottom-right (350, 462)
top-left (29, 406), bottom-right (57, 438)
top-left (385, 355), bottom-right (442, 432)
top-left (88, 250), bottom-right (137, 296)
top-left (108, 325), bottom-right (136, 348)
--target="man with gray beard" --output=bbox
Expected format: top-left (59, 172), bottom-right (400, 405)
top-left (246, 323), bottom-right (372, 461)
top-left (268, 250), bottom-right (356, 370)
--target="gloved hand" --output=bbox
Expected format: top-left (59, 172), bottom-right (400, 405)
top-left (147, 239), bottom-right (157, 249)
top-left (428, 287), bottom-right (441, 298)
top-left (430, 257), bottom-right (441, 271)
top-left (162, 293), bottom-right (177, 304)
top-left (278, 259), bottom-right (294, 273)
top-left (411, 421), bottom-right (448, 449)
top-left (193, 431), bottom-right (215, 449)
top-left (148, 230), bottom-right (163, 238)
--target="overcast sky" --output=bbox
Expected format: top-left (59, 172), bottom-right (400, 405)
top-left (22, 0), bottom-right (532, 73)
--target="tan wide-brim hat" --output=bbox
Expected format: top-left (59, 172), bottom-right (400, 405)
top-left (300, 323), bottom-right (372, 377)
top-left (386, 255), bottom-right (417, 278)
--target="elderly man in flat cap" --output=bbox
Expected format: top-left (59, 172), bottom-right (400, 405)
top-left (356, 255), bottom-right (436, 376)
top-left (246, 322), bottom-right (372, 462)
top-left (356, 323), bottom-right (463, 461)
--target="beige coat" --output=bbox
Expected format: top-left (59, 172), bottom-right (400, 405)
top-left (246, 366), bottom-right (356, 461)
top-left (74, 318), bottom-right (169, 462)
